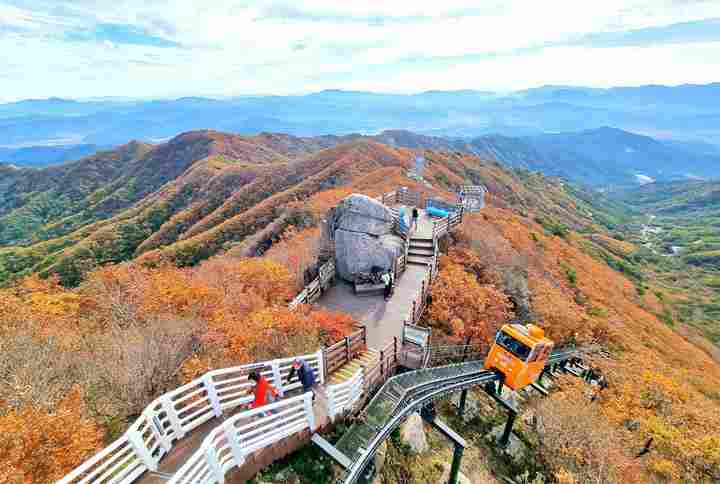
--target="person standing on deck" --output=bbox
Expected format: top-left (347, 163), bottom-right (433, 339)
top-left (382, 270), bottom-right (394, 301)
top-left (288, 358), bottom-right (317, 401)
top-left (411, 207), bottom-right (419, 232)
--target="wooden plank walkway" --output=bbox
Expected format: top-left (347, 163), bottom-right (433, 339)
top-left (318, 210), bottom-right (435, 350)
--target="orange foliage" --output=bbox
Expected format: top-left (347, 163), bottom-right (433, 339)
top-left (264, 226), bottom-right (321, 290)
top-left (428, 257), bottom-right (513, 346)
top-left (454, 209), bottom-right (720, 481)
top-left (0, 386), bottom-right (104, 484)
top-left (225, 305), bottom-right (355, 363)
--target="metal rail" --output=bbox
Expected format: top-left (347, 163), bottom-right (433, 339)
top-left (337, 348), bottom-right (581, 484)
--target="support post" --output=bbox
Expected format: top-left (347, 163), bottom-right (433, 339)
top-left (206, 444), bottom-right (225, 484)
top-left (345, 336), bottom-right (351, 364)
top-left (150, 415), bottom-right (172, 453)
top-left (316, 349), bottom-right (326, 385)
top-left (458, 389), bottom-right (468, 419)
top-left (271, 360), bottom-right (284, 397)
top-left (304, 392), bottom-right (317, 432)
top-left (203, 374), bottom-right (223, 418)
top-left (412, 300), bottom-right (417, 323)
top-left (224, 424), bottom-right (245, 466)
top-left (380, 350), bottom-right (385, 380)
top-left (448, 443), bottom-right (465, 484)
top-left (127, 430), bottom-right (158, 471)
top-left (161, 395), bottom-right (185, 439)
top-left (498, 411), bottom-right (517, 448)
top-left (393, 336), bottom-right (398, 364)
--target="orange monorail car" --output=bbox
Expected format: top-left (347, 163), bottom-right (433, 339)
top-left (484, 323), bottom-right (554, 391)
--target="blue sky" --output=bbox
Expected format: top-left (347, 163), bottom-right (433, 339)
top-left (1, 0), bottom-right (720, 101)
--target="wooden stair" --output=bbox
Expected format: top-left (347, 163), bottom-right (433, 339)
top-left (407, 237), bottom-right (434, 267)
top-left (328, 349), bottom-right (380, 385)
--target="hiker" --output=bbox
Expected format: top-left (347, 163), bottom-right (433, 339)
top-left (287, 358), bottom-right (317, 400)
top-left (381, 270), bottom-right (394, 300)
top-left (412, 207), bottom-right (419, 231)
top-left (247, 371), bottom-right (279, 413)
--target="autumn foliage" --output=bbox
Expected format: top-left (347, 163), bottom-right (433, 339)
top-left (0, 386), bottom-right (104, 484)
top-left (0, 254), bottom-right (356, 481)
top-left (446, 209), bottom-right (720, 482)
top-left (427, 257), bottom-right (513, 347)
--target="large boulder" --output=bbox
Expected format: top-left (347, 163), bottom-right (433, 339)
top-left (329, 194), bottom-right (402, 282)
top-left (400, 412), bottom-right (429, 454)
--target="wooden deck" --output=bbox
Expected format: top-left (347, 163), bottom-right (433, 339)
top-left (318, 210), bottom-right (435, 350)
top-left (133, 211), bottom-right (438, 483)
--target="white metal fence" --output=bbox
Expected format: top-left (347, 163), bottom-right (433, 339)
top-left (326, 369), bottom-right (364, 420)
top-left (168, 392), bottom-right (315, 484)
top-left (59, 351), bottom-right (324, 484)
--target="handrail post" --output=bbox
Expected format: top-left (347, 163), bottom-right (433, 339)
top-left (271, 359), bottom-right (284, 397)
top-left (304, 392), bottom-right (317, 431)
top-left (345, 336), bottom-right (351, 364)
top-left (412, 300), bottom-right (417, 324)
top-left (127, 430), bottom-right (158, 471)
top-left (203, 374), bottom-right (223, 418)
top-left (206, 444), bottom-right (225, 484)
top-left (224, 423), bottom-right (245, 467)
top-left (394, 336), bottom-right (398, 365)
top-left (380, 350), bottom-right (385, 380)
top-left (161, 395), bottom-right (185, 438)
top-left (316, 349), bottom-right (326, 385)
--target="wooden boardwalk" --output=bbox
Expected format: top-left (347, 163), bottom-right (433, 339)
top-left (318, 211), bottom-right (435, 350)
top-left (132, 211), bottom-right (438, 484)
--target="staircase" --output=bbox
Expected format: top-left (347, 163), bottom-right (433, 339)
top-left (407, 237), bottom-right (434, 267)
top-left (329, 349), bottom-right (380, 384)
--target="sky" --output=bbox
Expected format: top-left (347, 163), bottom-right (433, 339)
top-left (1, 0), bottom-right (720, 101)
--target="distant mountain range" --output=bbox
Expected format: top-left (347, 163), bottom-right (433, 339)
top-left (373, 128), bottom-right (720, 186)
top-left (0, 144), bottom-right (102, 167)
top-left (3, 126), bottom-right (719, 187)
top-left (1, 83), bottom-right (719, 148)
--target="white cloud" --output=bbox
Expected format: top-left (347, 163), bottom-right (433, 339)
top-left (1, 0), bottom-right (719, 99)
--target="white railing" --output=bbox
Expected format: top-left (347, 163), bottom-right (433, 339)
top-left (327, 368), bottom-right (364, 420)
top-left (168, 392), bottom-right (315, 484)
top-left (59, 351), bottom-right (324, 484)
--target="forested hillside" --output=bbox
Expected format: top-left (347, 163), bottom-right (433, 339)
top-left (609, 180), bottom-right (720, 345)
top-left (1, 130), bottom-right (719, 483)
top-left (0, 130), bottom-right (605, 286)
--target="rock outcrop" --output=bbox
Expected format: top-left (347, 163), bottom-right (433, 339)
top-left (327, 194), bottom-right (403, 282)
top-left (400, 412), bottom-right (429, 454)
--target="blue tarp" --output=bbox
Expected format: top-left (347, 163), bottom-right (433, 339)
top-left (427, 206), bottom-right (450, 218)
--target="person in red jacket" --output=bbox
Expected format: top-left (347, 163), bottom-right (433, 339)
top-left (247, 371), bottom-right (279, 411)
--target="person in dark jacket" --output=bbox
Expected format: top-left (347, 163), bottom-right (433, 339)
top-left (287, 358), bottom-right (317, 400)
top-left (411, 207), bottom-right (419, 231)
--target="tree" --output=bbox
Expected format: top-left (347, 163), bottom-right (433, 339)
top-left (0, 386), bottom-right (104, 484)
top-left (428, 258), bottom-right (513, 348)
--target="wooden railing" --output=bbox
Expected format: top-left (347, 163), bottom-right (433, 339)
top-left (432, 208), bottom-right (464, 239)
top-left (289, 259), bottom-right (336, 310)
top-left (363, 339), bottom-right (399, 397)
top-left (323, 327), bottom-right (367, 376)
